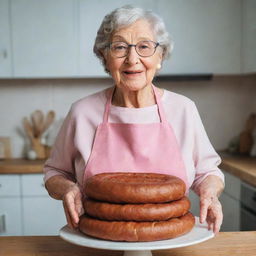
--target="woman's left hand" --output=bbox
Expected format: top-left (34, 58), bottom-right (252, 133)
top-left (197, 175), bottom-right (224, 234)
top-left (199, 193), bottom-right (223, 234)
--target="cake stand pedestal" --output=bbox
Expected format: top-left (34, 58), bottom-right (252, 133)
top-left (123, 250), bottom-right (152, 256)
top-left (59, 217), bottom-right (214, 256)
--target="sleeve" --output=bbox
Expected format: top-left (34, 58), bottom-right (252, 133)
top-left (190, 102), bottom-right (225, 193)
top-left (43, 106), bottom-right (77, 184)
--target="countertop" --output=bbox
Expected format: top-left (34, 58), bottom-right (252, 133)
top-left (0, 232), bottom-right (255, 256)
top-left (0, 158), bottom-right (44, 174)
top-left (0, 154), bottom-right (255, 186)
top-left (219, 152), bottom-right (256, 187)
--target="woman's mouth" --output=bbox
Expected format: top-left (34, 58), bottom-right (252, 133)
top-left (123, 70), bottom-right (144, 77)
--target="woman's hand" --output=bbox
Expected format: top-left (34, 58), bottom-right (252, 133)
top-left (200, 193), bottom-right (223, 234)
top-left (45, 176), bottom-right (84, 229)
top-left (197, 175), bottom-right (224, 234)
top-left (62, 185), bottom-right (84, 229)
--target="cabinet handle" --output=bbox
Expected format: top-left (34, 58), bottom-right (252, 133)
top-left (0, 214), bottom-right (6, 233)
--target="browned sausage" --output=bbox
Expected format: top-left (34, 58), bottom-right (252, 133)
top-left (79, 212), bottom-right (195, 242)
top-left (85, 172), bottom-right (186, 203)
top-left (84, 197), bottom-right (190, 221)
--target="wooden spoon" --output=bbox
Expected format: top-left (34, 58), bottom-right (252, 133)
top-left (23, 117), bottom-right (34, 140)
top-left (42, 110), bottom-right (55, 134)
top-left (31, 110), bottom-right (44, 138)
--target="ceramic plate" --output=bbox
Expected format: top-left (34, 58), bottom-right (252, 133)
top-left (59, 217), bottom-right (214, 251)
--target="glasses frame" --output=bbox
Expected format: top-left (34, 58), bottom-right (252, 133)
top-left (108, 40), bottom-right (160, 58)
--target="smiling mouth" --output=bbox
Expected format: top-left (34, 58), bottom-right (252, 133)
top-left (123, 71), bottom-right (143, 75)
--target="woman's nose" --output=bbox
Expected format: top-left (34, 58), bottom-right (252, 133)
top-left (125, 46), bottom-right (140, 65)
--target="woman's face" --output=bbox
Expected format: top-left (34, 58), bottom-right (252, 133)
top-left (103, 19), bottom-right (163, 92)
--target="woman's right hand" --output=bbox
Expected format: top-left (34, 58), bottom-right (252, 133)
top-left (62, 185), bottom-right (84, 229)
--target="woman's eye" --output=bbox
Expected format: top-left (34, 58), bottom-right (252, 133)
top-left (139, 45), bottom-right (150, 49)
top-left (113, 45), bottom-right (127, 51)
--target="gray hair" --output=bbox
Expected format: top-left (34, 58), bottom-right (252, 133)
top-left (93, 5), bottom-right (173, 73)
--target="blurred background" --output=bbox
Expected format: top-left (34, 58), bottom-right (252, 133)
top-left (0, 0), bottom-right (255, 236)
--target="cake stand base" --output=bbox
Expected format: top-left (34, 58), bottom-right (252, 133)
top-left (123, 250), bottom-right (152, 256)
top-left (59, 217), bottom-right (214, 256)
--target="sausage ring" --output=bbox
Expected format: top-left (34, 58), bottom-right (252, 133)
top-left (84, 172), bottom-right (186, 203)
top-left (79, 212), bottom-right (195, 242)
top-left (84, 197), bottom-right (190, 221)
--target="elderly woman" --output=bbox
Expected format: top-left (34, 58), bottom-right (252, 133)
top-left (44, 5), bottom-right (224, 234)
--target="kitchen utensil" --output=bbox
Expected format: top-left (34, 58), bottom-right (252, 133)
top-left (42, 110), bottom-right (55, 134)
top-left (31, 110), bottom-right (44, 138)
top-left (23, 117), bottom-right (46, 159)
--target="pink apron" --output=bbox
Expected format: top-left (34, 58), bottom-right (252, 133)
top-left (83, 85), bottom-right (189, 192)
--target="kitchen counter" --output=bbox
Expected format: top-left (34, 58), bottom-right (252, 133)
top-left (0, 232), bottom-right (255, 256)
top-left (219, 153), bottom-right (256, 187)
top-left (0, 159), bottom-right (45, 174)
top-left (0, 155), bottom-right (255, 186)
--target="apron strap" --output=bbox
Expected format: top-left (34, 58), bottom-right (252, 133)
top-left (151, 84), bottom-right (168, 124)
top-left (103, 87), bottom-right (114, 123)
top-left (103, 85), bottom-right (167, 124)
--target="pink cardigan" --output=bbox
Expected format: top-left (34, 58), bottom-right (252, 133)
top-left (43, 87), bottom-right (224, 193)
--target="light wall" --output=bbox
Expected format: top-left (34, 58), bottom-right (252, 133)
top-left (0, 74), bottom-right (255, 158)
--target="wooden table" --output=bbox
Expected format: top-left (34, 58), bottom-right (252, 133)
top-left (0, 232), bottom-right (255, 256)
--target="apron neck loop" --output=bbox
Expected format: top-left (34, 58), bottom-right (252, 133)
top-left (103, 85), bottom-right (167, 124)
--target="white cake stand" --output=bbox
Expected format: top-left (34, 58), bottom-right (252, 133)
top-left (59, 217), bottom-right (214, 256)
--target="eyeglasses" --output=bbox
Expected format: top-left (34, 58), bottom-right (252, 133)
top-left (108, 40), bottom-right (160, 58)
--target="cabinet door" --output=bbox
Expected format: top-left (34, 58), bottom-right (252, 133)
top-left (0, 0), bottom-right (12, 77)
top-left (11, 0), bottom-right (78, 78)
top-left (219, 192), bottom-right (240, 231)
top-left (79, 0), bottom-right (155, 77)
top-left (23, 197), bottom-right (66, 235)
top-left (0, 198), bottom-right (22, 236)
top-left (156, 0), bottom-right (241, 74)
top-left (188, 190), bottom-right (200, 217)
top-left (242, 0), bottom-right (256, 73)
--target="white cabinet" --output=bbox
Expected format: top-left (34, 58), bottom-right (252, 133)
top-left (219, 192), bottom-right (240, 231)
top-left (188, 190), bottom-right (200, 217)
top-left (0, 198), bottom-right (22, 236)
top-left (78, 0), bottom-right (155, 77)
top-left (0, 174), bottom-right (66, 236)
top-left (0, 175), bottom-right (22, 236)
top-left (241, 0), bottom-right (256, 73)
top-left (21, 174), bottom-right (66, 235)
top-left (219, 170), bottom-right (241, 231)
top-left (23, 197), bottom-right (66, 235)
top-left (0, 0), bottom-right (12, 77)
top-left (1, 0), bottom-right (255, 77)
top-left (11, 0), bottom-right (78, 78)
top-left (156, 0), bottom-right (241, 75)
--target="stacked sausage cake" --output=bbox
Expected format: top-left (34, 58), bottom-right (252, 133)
top-left (79, 172), bottom-right (195, 242)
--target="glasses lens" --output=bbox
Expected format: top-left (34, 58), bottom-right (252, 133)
top-left (110, 42), bottom-right (128, 57)
top-left (136, 41), bottom-right (156, 57)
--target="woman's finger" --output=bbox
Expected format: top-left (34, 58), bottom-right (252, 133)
top-left (208, 221), bottom-right (213, 231)
top-left (65, 194), bottom-right (80, 226)
top-left (74, 191), bottom-right (84, 216)
top-left (213, 208), bottom-right (223, 234)
top-left (63, 200), bottom-right (75, 229)
top-left (200, 197), bottom-right (211, 223)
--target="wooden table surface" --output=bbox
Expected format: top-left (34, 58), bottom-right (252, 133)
top-left (0, 232), bottom-right (256, 256)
